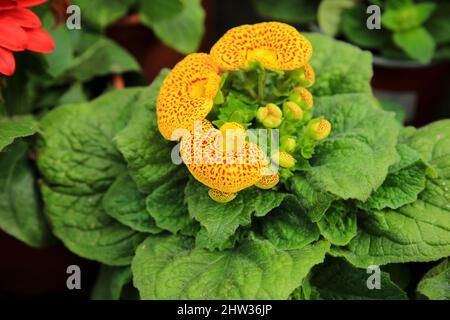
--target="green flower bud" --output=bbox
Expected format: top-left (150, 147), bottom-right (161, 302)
top-left (307, 119), bottom-right (331, 141)
top-left (283, 101), bottom-right (304, 121)
top-left (280, 136), bottom-right (297, 153)
top-left (256, 103), bottom-right (283, 128)
top-left (272, 151), bottom-right (296, 169)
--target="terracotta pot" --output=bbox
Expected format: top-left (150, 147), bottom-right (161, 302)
top-left (371, 56), bottom-right (450, 126)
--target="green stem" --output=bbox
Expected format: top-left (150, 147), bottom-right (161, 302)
top-left (257, 68), bottom-right (266, 103)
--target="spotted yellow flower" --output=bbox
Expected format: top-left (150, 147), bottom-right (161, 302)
top-left (156, 22), bottom-right (319, 202)
top-left (210, 22), bottom-right (312, 71)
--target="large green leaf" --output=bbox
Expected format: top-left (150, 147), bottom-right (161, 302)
top-left (333, 120), bottom-right (450, 266)
top-left (359, 144), bottom-right (427, 210)
top-left (115, 70), bottom-right (179, 193)
top-left (132, 235), bottom-right (329, 299)
top-left (255, 197), bottom-right (320, 250)
top-left (91, 265), bottom-right (134, 300)
top-left (307, 93), bottom-right (400, 201)
top-left (393, 27), bottom-right (435, 63)
top-left (317, 202), bottom-right (357, 246)
top-left (0, 141), bottom-right (53, 247)
top-left (310, 258), bottom-right (407, 300)
top-left (185, 179), bottom-right (287, 249)
top-left (417, 259), bottom-right (450, 300)
top-left (140, 0), bottom-right (205, 54)
top-left (37, 88), bottom-right (148, 265)
top-left (103, 173), bottom-right (162, 234)
top-left (306, 33), bottom-right (373, 97)
top-left (139, 0), bottom-right (183, 23)
top-left (0, 116), bottom-right (38, 152)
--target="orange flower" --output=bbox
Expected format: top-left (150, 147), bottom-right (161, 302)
top-left (210, 22), bottom-right (312, 71)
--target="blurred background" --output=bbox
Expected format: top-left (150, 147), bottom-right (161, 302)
top-left (1, 0), bottom-right (449, 299)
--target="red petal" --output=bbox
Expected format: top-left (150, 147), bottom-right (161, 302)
top-left (0, 7), bottom-right (41, 28)
top-left (17, 0), bottom-right (47, 7)
top-left (0, 46), bottom-right (15, 76)
top-left (0, 0), bottom-right (16, 10)
top-left (0, 18), bottom-right (27, 51)
top-left (25, 27), bottom-right (54, 53)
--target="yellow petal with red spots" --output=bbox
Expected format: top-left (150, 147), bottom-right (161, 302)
top-left (157, 53), bottom-right (221, 140)
top-left (210, 22), bottom-right (312, 71)
top-left (180, 121), bottom-right (268, 193)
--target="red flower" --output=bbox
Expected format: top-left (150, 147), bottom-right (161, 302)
top-left (0, 0), bottom-right (55, 76)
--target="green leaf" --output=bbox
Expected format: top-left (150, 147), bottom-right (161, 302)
top-left (425, 3), bottom-right (450, 44)
top-left (417, 259), bottom-right (450, 300)
top-left (71, 0), bottom-right (135, 30)
top-left (0, 116), bottom-right (38, 152)
top-left (382, 2), bottom-right (436, 31)
top-left (359, 144), bottom-right (427, 210)
top-left (256, 197), bottom-right (320, 250)
top-left (379, 99), bottom-right (406, 124)
top-left (393, 27), bottom-right (435, 63)
top-left (308, 93), bottom-right (400, 201)
top-left (115, 70), bottom-right (179, 193)
top-left (253, 0), bottom-right (318, 24)
top-left (333, 120), bottom-right (450, 266)
top-left (42, 186), bottom-right (146, 266)
top-left (306, 33), bottom-right (373, 97)
top-left (132, 235), bottom-right (330, 299)
top-left (217, 92), bottom-right (258, 125)
top-left (288, 175), bottom-right (336, 222)
top-left (341, 5), bottom-right (386, 48)
top-left (91, 265), bottom-right (133, 300)
top-left (145, 169), bottom-right (192, 234)
top-left (318, 0), bottom-right (355, 37)
top-left (0, 141), bottom-right (53, 247)
top-left (185, 179), bottom-right (287, 249)
top-left (140, 0), bottom-right (205, 54)
top-left (139, 0), bottom-right (183, 23)
top-left (37, 89), bottom-right (148, 265)
top-left (310, 258), bottom-right (408, 300)
top-left (317, 202), bottom-right (357, 246)
top-left (63, 33), bottom-right (140, 82)
top-left (103, 173), bottom-right (162, 234)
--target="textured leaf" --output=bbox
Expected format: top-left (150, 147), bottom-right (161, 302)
top-left (359, 144), bottom-right (427, 210)
top-left (317, 202), bottom-right (357, 246)
top-left (103, 173), bottom-right (162, 234)
top-left (185, 179), bottom-right (287, 249)
top-left (256, 197), bottom-right (320, 250)
top-left (115, 70), bottom-right (179, 193)
top-left (0, 141), bottom-right (53, 247)
top-left (132, 235), bottom-right (329, 299)
top-left (310, 258), bottom-right (408, 300)
top-left (333, 120), bottom-right (450, 266)
top-left (288, 175), bottom-right (335, 222)
top-left (0, 116), bottom-right (38, 151)
top-left (417, 259), bottom-right (450, 300)
top-left (91, 265), bottom-right (133, 300)
top-left (308, 93), bottom-right (400, 201)
top-left (306, 33), bottom-right (373, 97)
top-left (140, 0), bottom-right (205, 54)
top-left (145, 169), bottom-right (192, 234)
top-left (42, 186), bottom-right (146, 266)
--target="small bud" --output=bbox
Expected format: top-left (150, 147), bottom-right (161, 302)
top-left (280, 136), bottom-right (297, 153)
top-left (255, 173), bottom-right (280, 189)
top-left (208, 189), bottom-right (237, 203)
top-left (283, 101), bottom-right (304, 121)
top-left (256, 103), bottom-right (283, 128)
top-left (219, 122), bottom-right (245, 152)
top-left (307, 119), bottom-right (331, 141)
top-left (272, 151), bottom-right (296, 169)
top-left (290, 87), bottom-right (313, 110)
top-left (290, 64), bottom-right (315, 87)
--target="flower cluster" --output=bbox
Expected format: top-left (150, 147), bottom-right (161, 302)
top-left (0, 0), bottom-right (54, 76)
top-left (157, 22), bottom-right (331, 202)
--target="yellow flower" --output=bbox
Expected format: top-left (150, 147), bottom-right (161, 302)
top-left (210, 22), bottom-right (312, 71)
top-left (290, 87), bottom-right (313, 110)
top-left (156, 22), bottom-right (314, 201)
top-left (307, 119), bottom-right (332, 141)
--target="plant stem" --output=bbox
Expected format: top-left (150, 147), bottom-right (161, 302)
top-left (257, 68), bottom-right (266, 103)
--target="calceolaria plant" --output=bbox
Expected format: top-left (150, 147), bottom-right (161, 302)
top-left (15, 22), bottom-right (449, 299)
